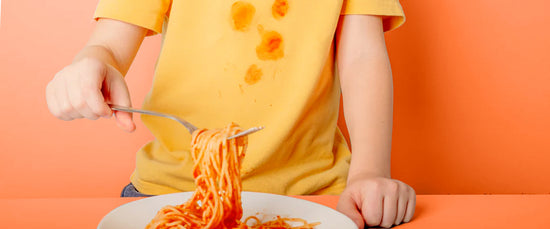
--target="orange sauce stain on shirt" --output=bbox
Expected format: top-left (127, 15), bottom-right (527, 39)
top-left (231, 1), bottom-right (256, 31)
top-left (272, 0), bottom-right (289, 19)
top-left (256, 31), bottom-right (284, 60)
top-left (244, 64), bottom-right (263, 85)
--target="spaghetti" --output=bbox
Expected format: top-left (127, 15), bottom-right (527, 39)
top-left (146, 123), bottom-right (319, 229)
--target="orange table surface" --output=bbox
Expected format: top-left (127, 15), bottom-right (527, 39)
top-left (0, 195), bottom-right (549, 228)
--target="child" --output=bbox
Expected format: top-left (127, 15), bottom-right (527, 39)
top-left (45, 0), bottom-right (415, 228)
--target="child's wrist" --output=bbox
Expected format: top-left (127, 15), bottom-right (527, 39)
top-left (347, 170), bottom-right (391, 184)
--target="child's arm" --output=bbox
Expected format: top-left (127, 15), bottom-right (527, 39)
top-left (335, 15), bottom-right (416, 228)
top-left (46, 19), bottom-right (147, 132)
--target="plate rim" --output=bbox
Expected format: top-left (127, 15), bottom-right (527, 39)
top-left (98, 191), bottom-right (358, 229)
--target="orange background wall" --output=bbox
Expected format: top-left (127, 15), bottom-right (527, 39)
top-left (1, 0), bottom-right (549, 198)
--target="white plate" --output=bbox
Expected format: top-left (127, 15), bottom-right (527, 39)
top-left (98, 191), bottom-right (357, 229)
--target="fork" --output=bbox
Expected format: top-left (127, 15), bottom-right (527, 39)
top-left (109, 105), bottom-right (263, 140)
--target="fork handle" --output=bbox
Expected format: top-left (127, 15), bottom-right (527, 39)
top-left (109, 104), bottom-right (198, 134)
top-left (110, 105), bottom-right (159, 117)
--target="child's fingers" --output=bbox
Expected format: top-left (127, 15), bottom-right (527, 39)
top-left (114, 111), bottom-right (135, 132)
top-left (336, 192), bottom-right (365, 229)
top-left (47, 77), bottom-right (68, 120)
top-left (79, 60), bottom-right (111, 118)
top-left (403, 189), bottom-right (416, 222)
top-left (85, 89), bottom-right (112, 119)
top-left (105, 65), bottom-right (135, 132)
top-left (380, 189), bottom-right (398, 228)
top-left (79, 67), bottom-right (112, 118)
top-left (362, 190), bottom-right (383, 227)
top-left (394, 186), bottom-right (409, 225)
top-left (67, 76), bottom-right (100, 120)
top-left (46, 80), bottom-right (63, 119)
top-left (47, 58), bottom-right (117, 121)
top-left (55, 78), bottom-right (81, 120)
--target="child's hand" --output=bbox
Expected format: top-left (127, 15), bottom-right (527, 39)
top-left (337, 175), bottom-right (416, 228)
top-left (46, 58), bottom-right (135, 132)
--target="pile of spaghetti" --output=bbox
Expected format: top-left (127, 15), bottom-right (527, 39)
top-left (146, 123), bottom-right (320, 229)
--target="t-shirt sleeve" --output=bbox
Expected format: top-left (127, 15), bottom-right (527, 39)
top-left (93, 0), bottom-right (172, 36)
top-left (341, 0), bottom-right (405, 32)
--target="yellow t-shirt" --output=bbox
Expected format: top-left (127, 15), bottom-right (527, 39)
top-left (94, 0), bottom-right (404, 195)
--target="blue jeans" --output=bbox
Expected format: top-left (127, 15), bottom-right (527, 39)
top-left (121, 183), bottom-right (155, 197)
